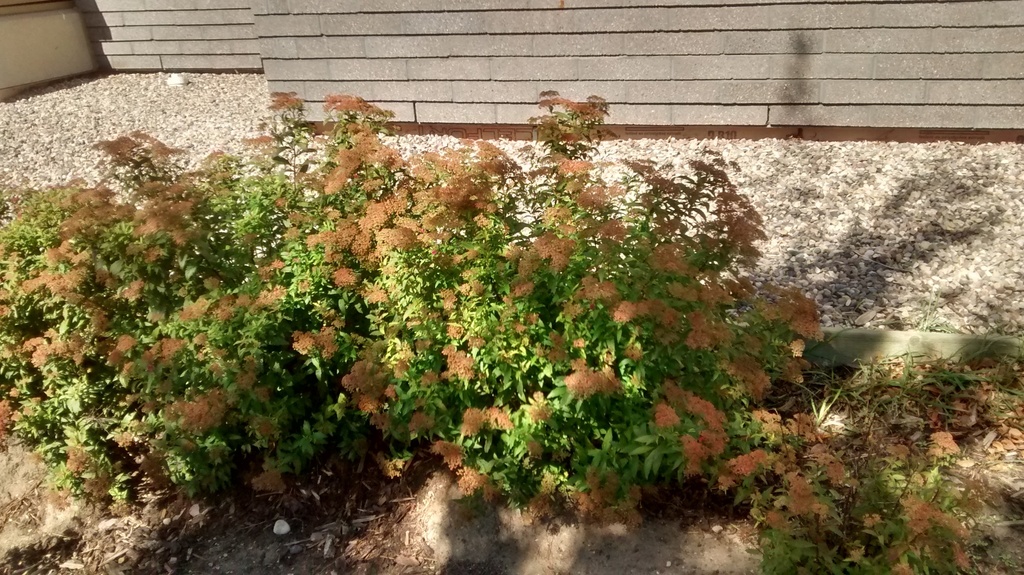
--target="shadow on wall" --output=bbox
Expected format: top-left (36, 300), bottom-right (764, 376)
top-left (779, 32), bottom-right (816, 108)
top-left (71, 0), bottom-right (119, 68)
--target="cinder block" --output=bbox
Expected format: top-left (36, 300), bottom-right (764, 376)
top-left (874, 0), bottom-right (1024, 28)
top-left (983, 53), bottom-right (1024, 79)
top-left (319, 13), bottom-right (403, 35)
top-left (364, 35), bottom-right (531, 58)
top-left (258, 37), bottom-right (299, 59)
top-left (146, 0), bottom-right (253, 9)
top-left (824, 29), bottom-right (933, 54)
top-left (768, 105), bottom-right (872, 127)
top-left (974, 106), bottom-right (1024, 129)
top-left (453, 81), bottom-right (625, 103)
top-left (92, 41), bottom-right (133, 56)
top-left (123, 9), bottom-right (253, 27)
top-left (306, 99), bottom-right (415, 122)
top-left (151, 25), bottom-right (256, 42)
top-left (294, 37), bottom-right (366, 58)
top-left (768, 3), bottom-right (875, 29)
top-left (262, 59), bottom-right (330, 80)
top-left (930, 28), bottom-right (1024, 54)
top-left (536, 33), bottom-right (625, 57)
top-left (303, 81), bottom-right (452, 102)
top-left (605, 104), bottom-right (673, 125)
top-left (374, 81), bottom-right (453, 101)
top-left (673, 55), bottom-right (770, 80)
top-left (96, 54), bottom-right (162, 70)
top-left (491, 57), bottom-right (578, 81)
top-left (770, 54), bottom-right (873, 80)
top-left (202, 25), bottom-right (257, 40)
top-left (263, 0), bottom-right (290, 15)
top-left (579, 56), bottom-right (671, 80)
top-left (254, 14), bottom-right (320, 37)
top-left (926, 80), bottom-right (1022, 105)
top-left (407, 58), bottom-right (491, 80)
top-left (288, 0), bottom-right (443, 13)
top-left (327, 59), bottom-right (407, 80)
top-left (265, 80), bottom-right (306, 94)
top-left (401, 12), bottom-right (487, 35)
top-left (820, 80), bottom-right (925, 104)
top-left (874, 54), bottom-right (985, 80)
top-left (132, 41), bottom-right (181, 55)
top-left (373, 101), bottom-right (417, 122)
top-left (721, 80), bottom-right (822, 104)
top-left (417, 103), bottom-right (497, 124)
top-left (723, 30), bottom-right (822, 55)
top-left (671, 105), bottom-right (768, 125)
top-left (175, 39), bottom-right (259, 55)
top-left (869, 105), bottom-right (978, 128)
top-left (249, 0), bottom-right (290, 15)
top-left (160, 54), bottom-right (262, 70)
top-left (83, 12), bottom-right (124, 28)
top-left (103, 27), bottom-right (154, 42)
top-left (625, 81), bottom-right (717, 104)
top-left (624, 32), bottom-right (720, 56)
top-left (88, 0), bottom-right (146, 11)
top-left (495, 103), bottom-right (541, 124)
top-left (151, 26), bottom-right (204, 41)
top-left (768, 105), bottom-right (978, 129)
top-left (303, 81), bottom-right (374, 100)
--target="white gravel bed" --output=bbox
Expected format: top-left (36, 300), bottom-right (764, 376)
top-left (2, 73), bottom-right (1022, 334)
top-left (0, 73), bottom-right (269, 188)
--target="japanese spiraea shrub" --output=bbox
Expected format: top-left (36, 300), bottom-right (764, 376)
top-left (0, 92), bottom-right (818, 509)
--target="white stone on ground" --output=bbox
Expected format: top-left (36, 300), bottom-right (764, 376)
top-left (0, 72), bottom-right (269, 188)
top-left (2, 73), bottom-right (1022, 334)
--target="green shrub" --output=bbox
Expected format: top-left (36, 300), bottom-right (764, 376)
top-left (0, 91), bottom-right (971, 573)
top-left (750, 416), bottom-right (972, 575)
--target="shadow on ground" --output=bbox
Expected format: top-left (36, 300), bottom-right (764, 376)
top-left (0, 447), bottom-right (758, 575)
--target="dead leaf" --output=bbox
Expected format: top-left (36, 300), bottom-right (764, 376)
top-left (395, 554), bottom-right (419, 566)
top-left (982, 430), bottom-right (999, 449)
top-left (59, 561), bottom-right (85, 570)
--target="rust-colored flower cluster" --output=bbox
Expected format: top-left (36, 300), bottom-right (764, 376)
top-left (292, 327), bottom-right (338, 359)
top-left (564, 362), bottom-right (621, 398)
top-left (431, 440), bottom-right (463, 469)
top-left (724, 354), bottom-right (771, 400)
top-left (166, 389), bottom-right (228, 435)
top-left (573, 468), bottom-right (642, 526)
top-left (341, 359), bottom-right (390, 413)
top-left (442, 345), bottom-right (474, 380)
top-left (717, 449), bottom-right (769, 490)
top-left (672, 387), bottom-right (728, 475)
top-left (685, 311), bottom-right (732, 349)
top-left (761, 288), bottom-right (823, 340)
top-left (460, 406), bottom-right (514, 436)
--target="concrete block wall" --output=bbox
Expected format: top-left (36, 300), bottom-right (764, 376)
top-left (76, 0), bottom-right (1024, 129)
top-left (75, 0), bottom-right (260, 70)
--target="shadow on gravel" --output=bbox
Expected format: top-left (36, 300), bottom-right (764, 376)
top-left (3, 72), bottom-right (110, 103)
top-left (749, 149), bottom-right (1009, 332)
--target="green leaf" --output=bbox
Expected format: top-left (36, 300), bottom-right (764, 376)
top-left (602, 429), bottom-right (613, 452)
top-left (629, 445), bottom-right (653, 456)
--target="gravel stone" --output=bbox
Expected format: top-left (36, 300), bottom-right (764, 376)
top-left (3, 73), bottom-right (1022, 334)
top-left (0, 73), bottom-right (269, 188)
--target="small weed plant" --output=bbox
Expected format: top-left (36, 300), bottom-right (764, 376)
top-left (0, 92), bottom-right (979, 573)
